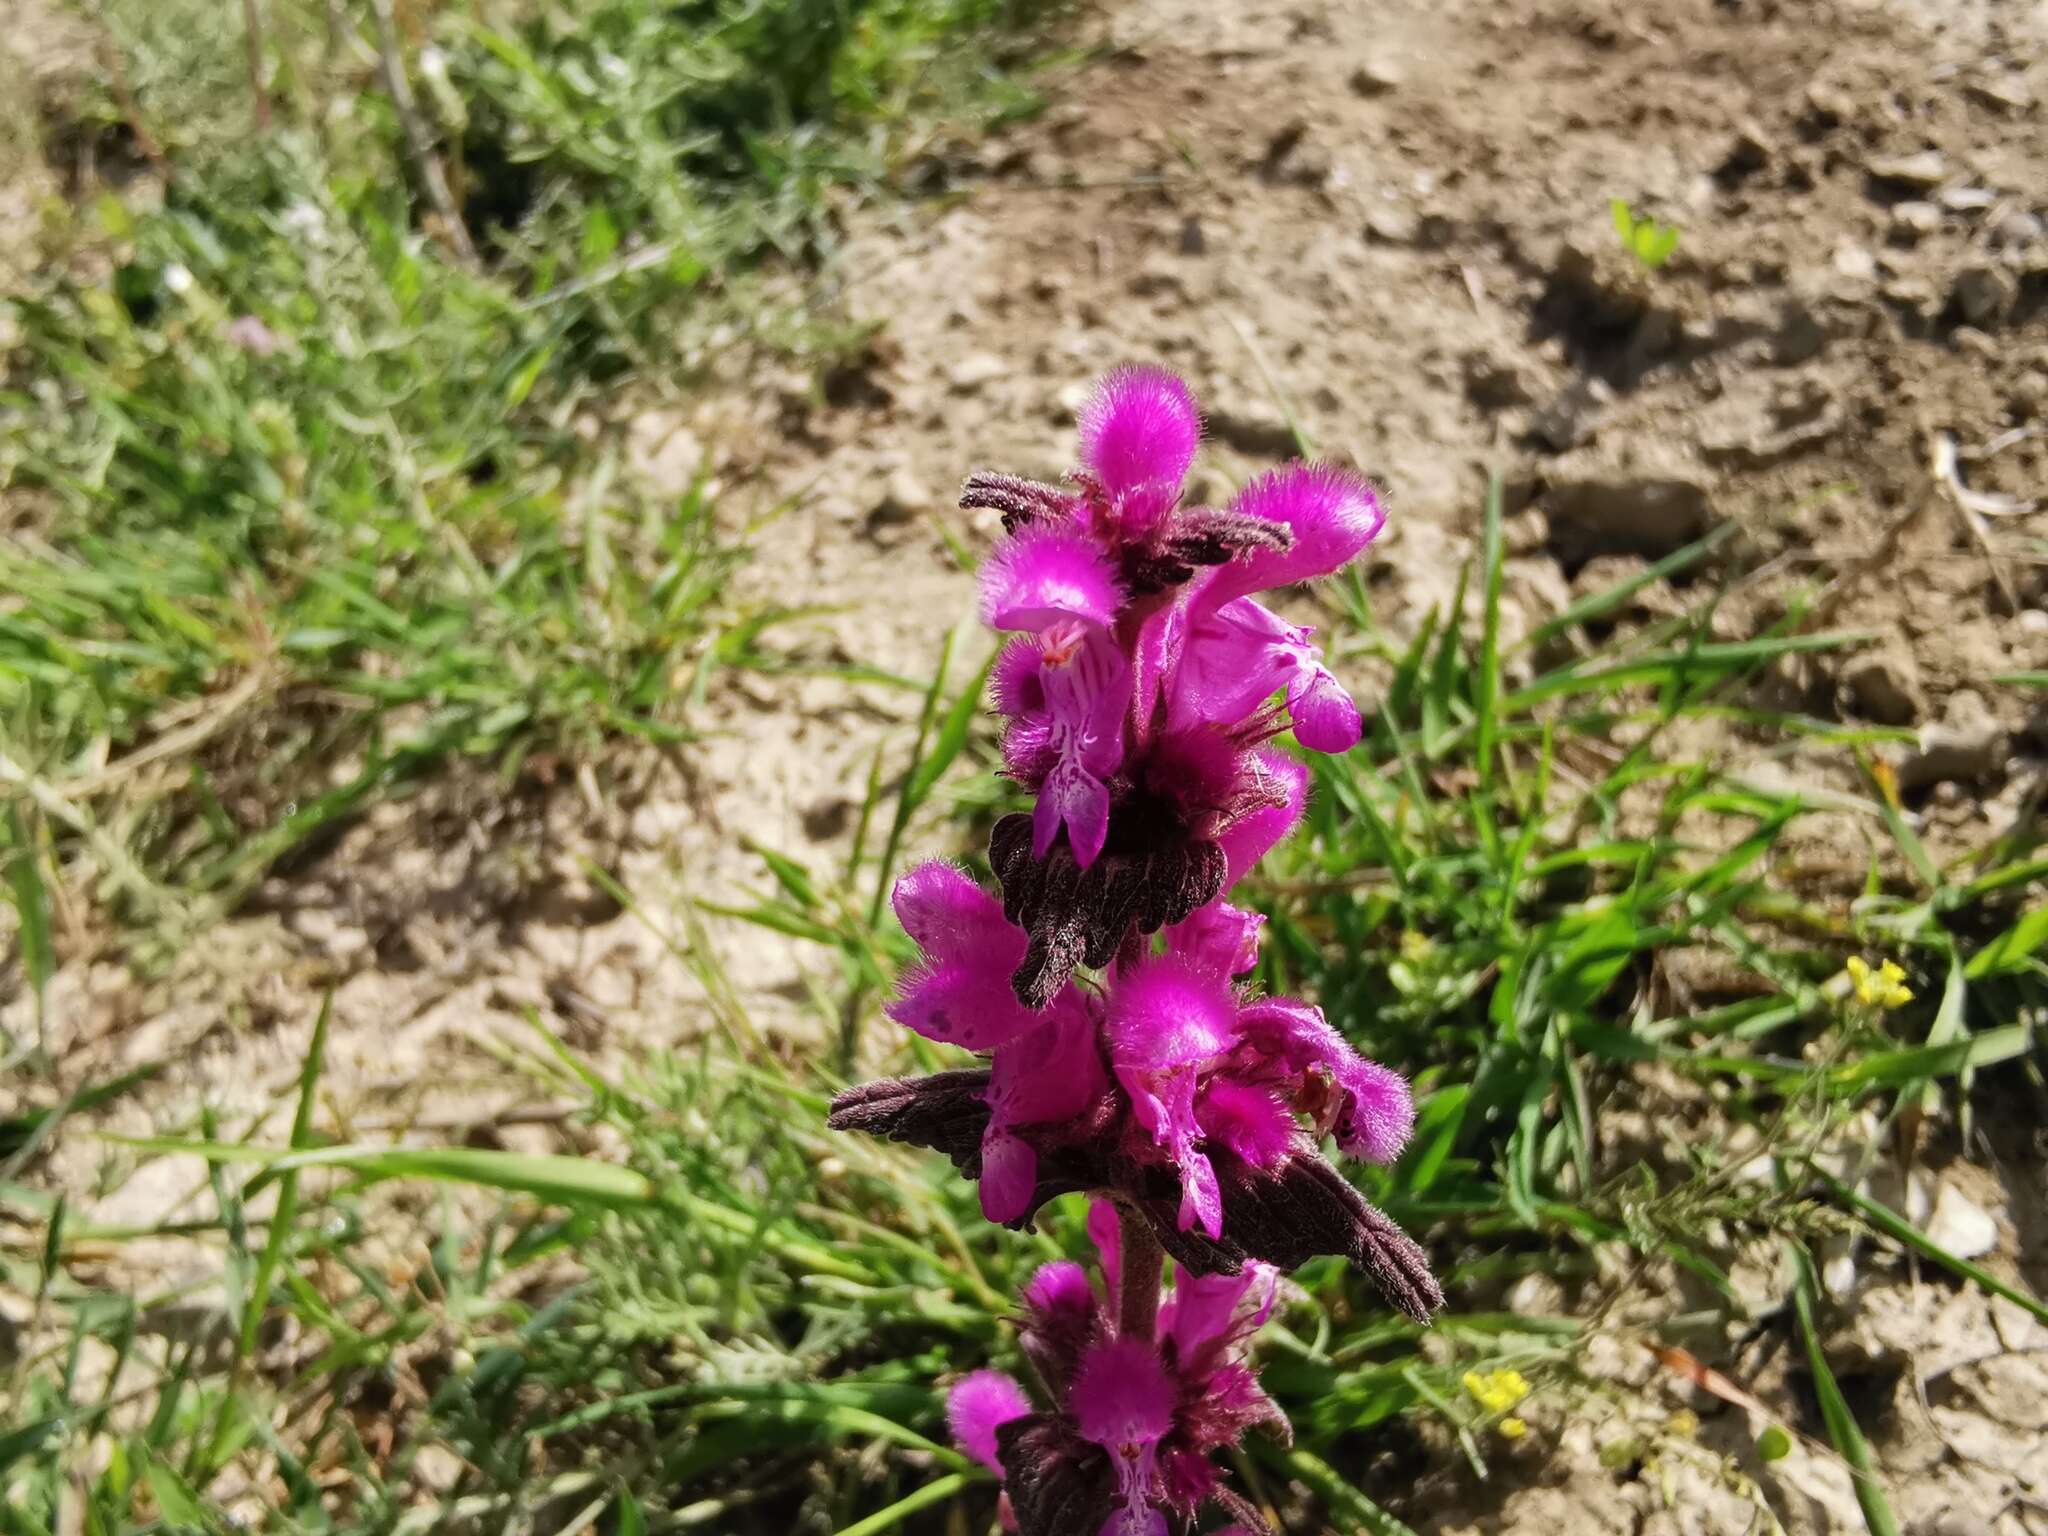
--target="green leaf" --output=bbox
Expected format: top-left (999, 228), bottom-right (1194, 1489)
top-left (4, 803), bottom-right (54, 1007)
top-left (105, 1138), bottom-right (657, 1208)
top-left (1965, 903), bottom-right (2048, 978)
top-left (143, 1455), bottom-right (213, 1530)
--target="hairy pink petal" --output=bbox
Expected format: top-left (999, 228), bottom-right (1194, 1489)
top-left (1234, 998), bottom-right (1415, 1164)
top-left (982, 524), bottom-right (1123, 632)
top-left (1071, 1336), bottom-right (1175, 1536)
top-left (991, 637), bottom-right (1047, 716)
top-left (1022, 1258), bottom-right (1098, 1324)
top-left (1195, 1078), bottom-right (1295, 1170)
top-left (1332, 1055), bottom-right (1414, 1164)
top-left (1078, 365), bottom-right (1201, 498)
top-left (1163, 901), bottom-right (1264, 978)
top-left (1106, 956), bottom-right (1237, 1070)
top-left (1030, 628), bottom-right (1131, 866)
top-left (1070, 1336), bottom-right (1176, 1443)
top-left (892, 862), bottom-right (1022, 967)
top-left (1215, 750), bottom-right (1309, 888)
top-left (948, 1370), bottom-right (1032, 1475)
top-left (1203, 463), bottom-right (1385, 608)
top-left (889, 961), bottom-right (1041, 1051)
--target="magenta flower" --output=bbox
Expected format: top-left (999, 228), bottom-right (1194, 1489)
top-left (831, 369), bottom-right (1438, 1536)
top-left (945, 1201), bottom-right (1288, 1536)
top-left (829, 867), bottom-right (1437, 1321)
top-left (966, 385), bottom-right (1383, 1005)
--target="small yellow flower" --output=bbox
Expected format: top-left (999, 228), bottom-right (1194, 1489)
top-left (1399, 930), bottom-right (1436, 965)
top-left (1498, 1416), bottom-right (1528, 1440)
top-left (1845, 956), bottom-right (1913, 1010)
top-left (1462, 1368), bottom-right (1531, 1417)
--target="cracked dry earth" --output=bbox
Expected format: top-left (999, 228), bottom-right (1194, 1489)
top-left (8, 0), bottom-right (2048, 1532)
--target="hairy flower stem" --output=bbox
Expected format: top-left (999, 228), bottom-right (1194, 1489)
top-left (1117, 1204), bottom-right (1165, 1340)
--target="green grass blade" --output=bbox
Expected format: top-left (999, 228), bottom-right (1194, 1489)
top-left (1788, 1241), bottom-right (1899, 1536)
top-left (833, 1472), bottom-right (975, 1536)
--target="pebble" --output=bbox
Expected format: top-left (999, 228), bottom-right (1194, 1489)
top-left (1898, 690), bottom-right (2006, 789)
top-left (1951, 264), bottom-right (2018, 328)
top-left (1924, 1183), bottom-right (1999, 1261)
top-left (1866, 150), bottom-right (1947, 189)
top-left (1843, 648), bottom-right (1925, 726)
top-left (1348, 56), bottom-right (1404, 96)
top-left (1363, 204), bottom-right (1419, 245)
top-left (1991, 209), bottom-right (2043, 248)
top-left (1889, 201), bottom-right (1942, 238)
top-left (947, 352), bottom-right (1006, 393)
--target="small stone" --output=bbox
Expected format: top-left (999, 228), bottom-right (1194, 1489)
top-left (868, 466), bottom-right (933, 533)
top-left (1843, 648), bottom-right (1925, 725)
top-left (2019, 609), bottom-right (2048, 635)
top-left (1898, 690), bottom-right (2006, 789)
top-left (1461, 346), bottom-right (1537, 409)
top-left (1716, 120), bottom-right (1772, 183)
top-left (1178, 216), bottom-right (1206, 256)
top-left (1831, 241), bottom-right (1877, 280)
top-left (1804, 82), bottom-right (1854, 128)
top-left (1951, 264), bottom-right (2017, 327)
top-left (1924, 1183), bottom-right (1999, 1261)
top-left (947, 352), bottom-right (1006, 393)
top-left (1363, 204), bottom-right (1419, 244)
top-left (1866, 150), bottom-right (1947, 190)
top-left (1938, 184), bottom-right (1997, 212)
top-left (1965, 74), bottom-right (2033, 114)
top-left (1527, 377), bottom-right (1611, 453)
top-left (1541, 447), bottom-right (1715, 560)
top-left (1348, 56), bottom-right (1404, 96)
top-left (1889, 201), bottom-right (1942, 237)
top-left (1505, 1272), bottom-right (1566, 1317)
top-left (1880, 276), bottom-right (1942, 324)
top-left (1991, 209), bottom-right (2043, 248)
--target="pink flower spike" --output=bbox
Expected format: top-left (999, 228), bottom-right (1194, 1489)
top-left (1078, 365), bottom-right (1202, 498)
top-left (1202, 463), bottom-right (1385, 608)
top-left (983, 524), bottom-right (1123, 633)
top-left (948, 1370), bottom-right (1032, 1476)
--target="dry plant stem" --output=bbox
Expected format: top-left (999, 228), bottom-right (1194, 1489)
top-left (242, 0), bottom-right (272, 131)
top-left (1118, 1204), bottom-right (1165, 1340)
top-left (368, 0), bottom-right (477, 268)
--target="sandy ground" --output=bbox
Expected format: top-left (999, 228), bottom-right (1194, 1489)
top-left (5, 0), bottom-right (2048, 1530)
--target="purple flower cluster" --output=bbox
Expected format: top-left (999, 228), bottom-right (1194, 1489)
top-left (828, 368), bottom-right (1439, 1536)
top-left (950, 1202), bottom-right (1285, 1536)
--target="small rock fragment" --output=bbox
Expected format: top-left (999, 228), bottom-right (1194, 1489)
top-left (1924, 1182), bottom-right (1999, 1261)
top-left (1866, 149), bottom-right (1947, 190)
top-left (947, 352), bottom-right (1006, 393)
top-left (1951, 264), bottom-right (2017, 328)
top-left (1178, 216), bottom-right (1206, 256)
top-left (1965, 74), bottom-right (2033, 114)
top-left (1842, 647), bottom-right (1925, 726)
top-left (1541, 448), bottom-right (1715, 560)
top-left (1889, 201), bottom-right (1942, 238)
top-left (1898, 690), bottom-right (2006, 789)
top-left (1363, 204), bottom-right (1418, 245)
top-left (1991, 209), bottom-right (2043, 248)
top-left (868, 465), bottom-right (934, 534)
top-left (1348, 56), bottom-right (1404, 96)
top-left (1527, 377), bottom-right (1611, 453)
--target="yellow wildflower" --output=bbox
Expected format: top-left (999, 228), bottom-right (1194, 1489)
top-left (1845, 956), bottom-right (1913, 1010)
top-left (1462, 1368), bottom-right (1530, 1417)
top-left (1499, 1417), bottom-right (1528, 1440)
top-left (1399, 930), bottom-right (1436, 965)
